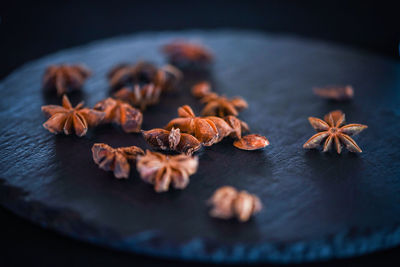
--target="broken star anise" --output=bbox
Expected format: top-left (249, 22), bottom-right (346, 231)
top-left (142, 128), bottom-right (201, 155)
top-left (208, 186), bottom-right (262, 222)
top-left (41, 95), bottom-right (105, 137)
top-left (165, 105), bottom-right (220, 146)
top-left (201, 93), bottom-right (248, 117)
top-left (92, 143), bottom-right (144, 179)
top-left (161, 40), bottom-right (213, 65)
top-left (303, 110), bottom-right (368, 153)
top-left (114, 84), bottom-right (162, 111)
top-left (43, 64), bottom-right (91, 96)
top-left (93, 97), bottom-right (143, 133)
top-left (136, 150), bottom-right (199, 192)
top-left (233, 134), bottom-right (270, 151)
top-left (313, 85), bottom-right (354, 101)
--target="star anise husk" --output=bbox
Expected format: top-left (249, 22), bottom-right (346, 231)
top-left (224, 115), bottom-right (250, 139)
top-left (313, 85), bottom-right (354, 101)
top-left (92, 143), bottom-right (144, 179)
top-left (136, 150), bottom-right (199, 192)
top-left (208, 186), bottom-right (262, 222)
top-left (41, 95), bottom-right (105, 137)
top-left (191, 81), bottom-right (212, 98)
top-left (113, 84), bottom-right (162, 111)
top-left (165, 105), bottom-right (220, 146)
top-left (201, 93), bottom-right (248, 117)
top-left (93, 97), bottom-right (143, 133)
top-left (233, 134), bottom-right (270, 151)
top-left (161, 41), bottom-right (214, 65)
top-left (303, 110), bottom-right (368, 153)
top-left (43, 64), bottom-right (91, 96)
top-left (142, 128), bottom-right (201, 155)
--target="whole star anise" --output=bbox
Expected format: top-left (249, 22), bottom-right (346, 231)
top-left (92, 143), bottom-right (144, 179)
top-left (43, 64), bottom-right (91, 96)
top-left (208, 186), bottom-right (262, 222)
top-left (136, 150), bottom-right (199, 192)
top-left (161, 41), bottom-right (213, 65)
top-left (201, 93), bottom-right (248, 117)
top-left (165, 105), bottom-right (219, 146)
top-left (142, 128), bottom-right (201, 155)
top-left (303, 110), bottom-right (368, 153)
top-left (41, 95), bottom-right (105, 137)
top-left (113, 84), bottom-right (161, 111)
top-left (313, 85), bottom-right (354, 101)
top-left (93, 97), bottom-right (143, 133)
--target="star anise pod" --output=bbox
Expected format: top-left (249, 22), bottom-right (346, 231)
top-left (303, 110), bottom-right (368, 153)
top-left (113, 84), bottom-right (162, 111)
top-left (201, 93), bottom-right (248, 117)
top-left (43, 64), bottom-right (91, 96)
top-left (191, 81), bottom-right (212, 98)
top-left (92, 143), bottom-right (144, 179)
top-left (41, 95), bottom-right (105, 137)
top-left (313, 85), bottom-right (354, 101)
top-left (208, 186), bottom-right (262, 222)
top-left (161, 41), bottom-right (213, 65)
top-left (224, 115), bottom-right (250, 139)
top-left (157, 64), bottom-right (183, 91)
top-left (136, 150), bottom-right (199, 192)
top-left (93, 97), bottom-right (143, 133)
top-left (142, 128), bottom-right (201, 155)
top-left (165, 105), bottom-right (220, 146)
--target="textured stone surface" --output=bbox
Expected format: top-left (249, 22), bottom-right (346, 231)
top-left (0, 30), bottom-right (400, 263)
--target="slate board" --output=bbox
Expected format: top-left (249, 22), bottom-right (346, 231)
top-left (1, 30), bottom-right (400, 264)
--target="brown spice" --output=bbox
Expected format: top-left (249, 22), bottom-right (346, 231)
top-left (313, 85), bottom-right (354, 101)
top-left (191, 81), bottom-right (212, 98)
top-left (161, 41), bottom-right (213, 65)
top-left (93, 98), bottom-right (143, 133)
top-left (224, 115), bottom-right (250, 139)
top-left (113, 84), bottom-right (162, 111)
top-left (208, 186), bottom-right (262, 222)
top-left (142, 128), bottom-right (201, 155)
top-left (136, 150), bottom-right (198, 192)
top-left (303, 110), bottom-right (368, 153)
top-left (233, 134), bottom-right (270, 151)
top-left (41, 95), bottom-right (105, 137)
top-left (43, 64), bottom-right (91, 96)
top-left (201, 93), bottom-right (248, 117)
top-left (92, 143), bottom-right (144, 179)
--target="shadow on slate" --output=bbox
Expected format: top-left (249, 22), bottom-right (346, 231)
top-left (0, 30), bottom-right (400, 264)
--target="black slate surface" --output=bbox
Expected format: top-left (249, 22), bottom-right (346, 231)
top-left (0, 30), bottom-right (399, 264)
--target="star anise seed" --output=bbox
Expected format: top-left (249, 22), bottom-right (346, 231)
top-left (41, 95), bottom-right (105, 137)
top-left (201, 93), bottom-right (248, 117)
top-left (303, 110), bottom-right (368, 153)
top-left (233, 134), bottom-right (270, 150)
top-left (313, 85), bottom-right (354, 101)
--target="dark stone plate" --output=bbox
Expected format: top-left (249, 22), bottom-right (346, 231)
top-left (1, 30), bottom-right (400, 264)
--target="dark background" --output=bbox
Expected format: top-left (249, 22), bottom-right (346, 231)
top-left (1, 1), bottom-right (399, 266)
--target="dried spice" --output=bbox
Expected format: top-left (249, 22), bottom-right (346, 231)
top-left (92, 143), bottom-right (144, 179)
top-left (136, 150), bottom-right (198, 192)
top-left (41, 95), bottom-right (105, 137)
top-left (191, 81), bottom-right (212, 98)
top-left (208, 186), bottom-right (262, 222)
top-left (313, 85), bottom-right (354, 101)
top-left (165, 105), bottom-right (220, 146)
top-left (142, 128), bottom-right (201, 155)
top-left (201, 93), bottom-right (248, 117)
top-left (43, 64), bottom-right (91, 96)
top-left (114, 84), bottom-right (162, 111)
top-left (205, 116), bottom-right (235, 143)
top-left (162, 41), bottom-right (213, 65)
top-left (233, 134), bottom-right (270, 150)
top-left (93, 97), bottom-right (143, 133)
top-left (303, 110), bottom-right (368, 153)
top-left (224, 115), bottom-right (250, 139)
top-left (157, 64), bottom-right (183, 91)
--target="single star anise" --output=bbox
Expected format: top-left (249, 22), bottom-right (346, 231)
top-left (233, 134), bottom-right (270, 151)
top-left (161, 41), bottom-right (213, 65)
top-left (208, 186), bottom-right (262, 222)
top-left (93, 98), bottom-right (143, 133)
top-left (201, 93), bottom-right (248, 117)
top-left (43, 64), bottom-right (91, 96)
top-left (92, 143), bottom-right (144, 179)
top-left (191, 81), bottom-right (212, 98)
top-left (136, 150), bottom-right (199, 192)
top-left (313, 85), bottom-right (354, 101)
top-left (303, 110), bottom-right (368, 153)
top-left (142, 128), bottom-right (201, 155)
top-left (41, 95), bottom-right (105, 137)
top-left (165, 105), bottom-right (220, 146)
top-left (113, 84), bottom-right (162, 111)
